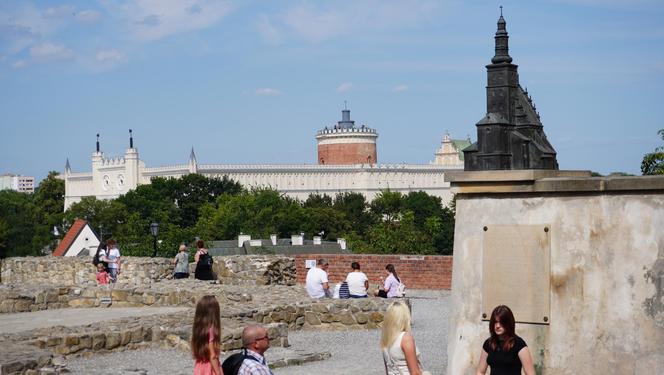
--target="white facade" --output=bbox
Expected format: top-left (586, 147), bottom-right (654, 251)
top-left (64, 147), bottom-right (456, 210)
top-left (62, 224), bottom-right (100, 257)
top-left (431, 133), bottom-right (470, 168)
top-left (0, 174), bottom-right (35, 193)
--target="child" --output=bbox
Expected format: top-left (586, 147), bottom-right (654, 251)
top-left (96, 263), bottom-right (110, 285)
top-left (192, 295), bottom-right (223, 375)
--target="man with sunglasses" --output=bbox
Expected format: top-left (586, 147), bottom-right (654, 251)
top-left (238, 325), bottom-right (273, 375)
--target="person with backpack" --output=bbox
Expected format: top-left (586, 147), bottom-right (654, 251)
top-left (92, 242), bottom-right (108, 272)
top-left (194, 239), bottom-right (215, 281)
top-left (374, 264), bottom-right (405, 298)
top-left (222, 324), bottom-right (273, 375)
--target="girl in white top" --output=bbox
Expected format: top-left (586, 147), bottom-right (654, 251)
top-left (380, 301), bottom-right (424, 375)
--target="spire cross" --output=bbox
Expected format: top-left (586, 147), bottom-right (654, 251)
top-left (500, 5), bottom-right (503, 16)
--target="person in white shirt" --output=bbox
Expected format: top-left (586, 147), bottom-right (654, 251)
top-left (305, 259), bottom-right (330, 298)
top-left (103, 239), bottom-right (121, 283)
top-left (345, 262), bottom-right (369, 298)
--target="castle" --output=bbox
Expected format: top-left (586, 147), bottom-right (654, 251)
top-left (63, 110), bottom-right (467, 210)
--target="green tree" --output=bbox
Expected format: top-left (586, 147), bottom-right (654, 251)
top-left (304, 193), bottom-right (333, 208)
top-left (333, 192), bottom-right (375, 235)
top-left (370, 190), bottom-right (403, 223)
top-left (65, 197), bottom-right (128, 240)
top-left (31, 171), bottom-right (66, 252)
top-left (641, 129), bottom-right (664, 175)
top-left (0, 190), bottom-right (39, 257)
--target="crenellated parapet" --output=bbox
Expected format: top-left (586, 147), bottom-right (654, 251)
top-left (100, 156), bottom-right (126, 166)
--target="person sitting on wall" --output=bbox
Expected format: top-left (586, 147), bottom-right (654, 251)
top-left (345, 261), bottom-right (369, 298)
top-left (194, 240), bottom-right (215, 281)
top-left (306, 258), bottom-right (330, 298)
top-left (374, 264), bottom-right (401, 298)
top-left (172, 244), bottom-right (190, 279)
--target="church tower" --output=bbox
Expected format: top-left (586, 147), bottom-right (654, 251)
top-left (316, 106), bottom-right (378, 165)
top-left (463, 10), bottom-right (558, 171)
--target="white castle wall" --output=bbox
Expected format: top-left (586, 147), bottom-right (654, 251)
top-left (64, 148), bottom-right (455, 210)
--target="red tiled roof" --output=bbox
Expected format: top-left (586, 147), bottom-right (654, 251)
top-left (53, 219), bottom-right (89, 257)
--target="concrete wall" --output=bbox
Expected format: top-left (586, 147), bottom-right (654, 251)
top-left (294, 254), bottom-right (452, 290)
top-left (446, 172), bottom-right (664, 374)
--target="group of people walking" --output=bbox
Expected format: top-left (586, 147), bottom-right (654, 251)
top-left (305, 258), bottom-right (405, 299)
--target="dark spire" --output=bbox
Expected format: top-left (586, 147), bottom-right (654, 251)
top-left (96, 133), bottom-right (100, 153)
top-left (129, 129), bottom-right (134, 148)
top-left (189, 147), bottom-right (197, 163)
top-left (65, 158), bottom-right (71, 173)
top-left (491, 7), bottom-right (513, 64)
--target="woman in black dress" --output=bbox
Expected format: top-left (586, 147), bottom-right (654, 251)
top-left (476, 305), bottom-right (535, 375)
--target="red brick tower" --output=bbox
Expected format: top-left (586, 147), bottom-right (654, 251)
top-left (316, 107), bottom-right (378, 165)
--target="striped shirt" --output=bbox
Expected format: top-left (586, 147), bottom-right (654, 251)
top-left (237, 349), bottom-right (273, 375)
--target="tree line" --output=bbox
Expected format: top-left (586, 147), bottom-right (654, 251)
top-left (0, 172), bottom-right (455, 258)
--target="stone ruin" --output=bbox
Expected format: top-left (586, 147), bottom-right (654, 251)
top-left (0, 255), bottom-right (395, 374)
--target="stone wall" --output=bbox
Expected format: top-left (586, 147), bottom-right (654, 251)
top-left (294, 254), bottom-right (452, 290)
top-left (0, 255), bottom-right (296, 287)
top-left (446, 172), bottom-right (664, 375)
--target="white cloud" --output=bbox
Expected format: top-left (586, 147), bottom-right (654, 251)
top-left (255, 88), bottom-right (282, 96)
top-left (392, 84), bottom-right (408, 92)
top-left (29, 42), bottom-right (74, 61)
top-left (96, 49), bottom-right (127, 63)
top-left (255, 15), bottom-right (282, 45)
top-left (112, 0), bottom-right (235, 41)
top-left (336, 82), bottom-right (354, 92)
top-left (42, 5), bottom-right (75, 19)
top-left (75, 10), bottom-right (102, 24)
top-left (278, 1), bottom-right (438, 43)
top-left (11, 60), bottom-right (26, 69)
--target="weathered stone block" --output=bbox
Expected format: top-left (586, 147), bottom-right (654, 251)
top-left (64, 335), bottom-right (79, 346)
top-left (369, 311), bottom-right (383, 323)
top-left (111, 290), bottom-right (129, 301)
top-left (79, 335), bottom-right (92, 349)
top-left (92, 334), bottom-right (106, 350)
top-left (105, 332), bottom-right (121, 349)
top-left (304, 312), bottom-right (321, 325)
top-left (355, 313), bottom-right (369, 324)
top-left (312, 304), bottom-right (328, 313)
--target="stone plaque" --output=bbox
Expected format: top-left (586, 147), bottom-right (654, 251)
top-left (482, 225), bottom-right (550, 324)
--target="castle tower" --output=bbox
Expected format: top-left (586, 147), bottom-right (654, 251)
top-left (124, 129), bottom-right (140, 189)
top-left (316, 107), bottom-right (378, 165)
top-left (463, 11), bottom-right (558, 171)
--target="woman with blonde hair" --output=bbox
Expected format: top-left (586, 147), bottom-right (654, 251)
top-left (380, 301), bottom-right (428, 375)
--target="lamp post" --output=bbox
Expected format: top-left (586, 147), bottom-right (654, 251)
top-left (150, 222), bottom-right (159, 257)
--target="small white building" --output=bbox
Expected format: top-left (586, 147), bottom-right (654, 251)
top-left (52, 218), bottom-right (100, 257)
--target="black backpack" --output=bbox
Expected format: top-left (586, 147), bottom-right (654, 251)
top-left (199, 252), bottom-right (213, 269)
top-left (221, 349), bottom-right (259, 375)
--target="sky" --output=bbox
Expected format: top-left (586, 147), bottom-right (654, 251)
top-left (1, 0), bottom-right (663, 183)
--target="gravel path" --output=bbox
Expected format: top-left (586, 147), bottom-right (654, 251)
top-left (66, 290), bottom-right (450, 374)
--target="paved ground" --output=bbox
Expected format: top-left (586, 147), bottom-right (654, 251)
top-left (0, 307), bottom-right (188, 334)
top-left (66, 290), bottom-right (450, 374)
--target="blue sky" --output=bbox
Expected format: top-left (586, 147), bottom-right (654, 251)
top-left (1, 0), bottom-right (663, 182)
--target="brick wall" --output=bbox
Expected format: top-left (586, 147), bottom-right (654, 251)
top-left (317, 143), bottom-right (377, 164)
top-left (294, 254), bottom-right (452, 290)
